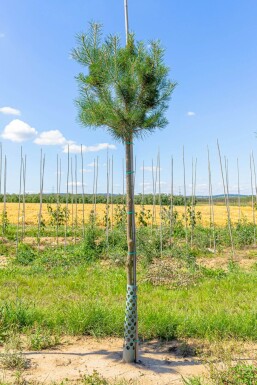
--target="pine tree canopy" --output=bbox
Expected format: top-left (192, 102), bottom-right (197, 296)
top-left (72, 23), bottom-right (176, 142)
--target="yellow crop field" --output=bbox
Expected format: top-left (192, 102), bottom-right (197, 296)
top-left (0, 202), bottom-right (254, 227)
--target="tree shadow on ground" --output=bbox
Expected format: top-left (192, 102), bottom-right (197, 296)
top-left (24, 340), bottom-right (203, 376)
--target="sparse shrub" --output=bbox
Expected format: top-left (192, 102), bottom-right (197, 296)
top-left (16, 243), bottom-right (36, 265)
top-left (0, 350), bottom-right (29, 370)
top-left (102, 204), bottom-right (111, 228)
top-left (233, 218), bottom-right (256, 247)
top-left (79, 224), bottom-right (106, 261)
top-left (1, 210), bottom-right (9, 234)
top-left (28, 328), bottom-right (59, 350)
top-left (47, 204), bottom-right (69, 226)
top-left (82, 370), bottom-right (109, 385)
top-left (114, 204), bottom-right (126, 227)
top-left (137, 205), bottom-right (152, 227)
top-left (0, 332), bottom-right (29, 370)
top-left (137, 227), bottom-right (161, 264)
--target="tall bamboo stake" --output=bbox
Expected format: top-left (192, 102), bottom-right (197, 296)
top-left (111, 155), bottom-right (114, 231)
top-left (2, 156), bottom-right (7, 237)
top-left (142, 160), bottom-right (144, 206)
top-left (193, 158), bottom-right (197, 206)
top-left (183, 147), bottom-right (188, 245)
top-left (237, 158), bottom-right (241, 222)
top-left (106, 150), bottom-right (110, 254)
top-left (92, 158), bottom-right (96, 215)
top-left (75, 155), bottom-right (78, 244)
top-left (252, 153), bottom-right (257, 205)
top-left (190, 158), bottom-right (194, 247)
top-left (158, 151), bottom-right (163, 256)
top-left (207, 147), bottom-right (216, 252)
top-left (65, 146), bottom-right (70, 247)
top-left (0, 142), bottom-right (2, 195)
top-left (37, 150), bottom-right (45, 250)
top-left (59, 157), bottom-right (62, 241)
top-left (59, 158), bottom-right (62, 195)
top-left (250, 155), bottom-right (256, 246)
top-left (38, 149), bottom-right (43, 247)
top-left (190, 157), bottom-right (197, 248)
top-left (217, 141), bottom-right (235, 259)
top-left (22, 155), bottom-right (26, 239)
top-left (81, 145), bottom-right (85, 239)
top-left (252, 153), bottom-right (257, 246)
top-left (151, 159), bottom-right (156, 229)
top-left (95, 156), bottom-right (99, 219)
top-left (56, 154), bottom-right (59, 245)
top-left (16, 148), bottom-right (23, 252)
top-left (122, 158), bottom-right (125, 205)
top-left (170, 156), bottom-right (174, 246)
top-left (134, 155), bottom-right (137, 190)
top-left (71, 157), bottom-right (74, 242)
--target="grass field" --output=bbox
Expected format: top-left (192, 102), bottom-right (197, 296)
top-left (0, 202), bottom-right (255, 227)
top-left (0, 243), bottom-right (257, 340)
top-left (1, 203), bottom-right (257, 384)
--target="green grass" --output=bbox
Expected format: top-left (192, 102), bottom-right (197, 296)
top-left (1, 252), bottom-right (257, 340)
top-left (183, 363), bottom-right (257, 384)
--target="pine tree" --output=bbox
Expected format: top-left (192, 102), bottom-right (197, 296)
top-left (72, 23), bottom-right (176, 362)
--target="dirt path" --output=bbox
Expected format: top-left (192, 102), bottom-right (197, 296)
top-left (1, 337), bottom-right (206, 384)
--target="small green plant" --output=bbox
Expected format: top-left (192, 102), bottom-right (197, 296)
top-left (47, 204), bottom-right (70, 226)
top-left (102, 204), bottom-right (111, 227)
top-left (16, 243), bottom-right (36, 265)
top-left (0, 333), bottom-right (28, 371)
top-left (0, 350), bottom-right (28, 370)
top-left (114, 204), bottom-right (126, 227)
top-left (138, 205), bottom-right (152, 227)
top-left (82, 370), bottom-right (109, 385)
top-left (187, 205), bottom-right (202, 229)
top-left (27, 328), bottom-right (60, 350)
top-left (37, 213), bottom-right (46, 230)
top-left (1, 209), bottom-right (9, 234)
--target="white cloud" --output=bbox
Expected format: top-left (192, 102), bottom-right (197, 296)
top-left (187, 111), bottom-right (196, 116)
top-left (63, 142), bottom-right (116, 154)
top-left (63, 144), bottom-right (86, 154)
top-left (2, 119), bottom-right (37, 142)
top-left (34, 130), bottom-right (69, 145)
top-left (0, 106), bottom-right (21, 116)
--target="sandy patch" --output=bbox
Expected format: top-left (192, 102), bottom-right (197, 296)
top-left (1, 337), bottom-right (206, 384)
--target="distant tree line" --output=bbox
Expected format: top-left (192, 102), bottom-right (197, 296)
top-left (0, 193), bottom-right (252, 206)
top-left (0, 193), bottom-right (187, 205)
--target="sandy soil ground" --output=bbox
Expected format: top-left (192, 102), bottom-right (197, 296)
top-left (0, 337), bottom-right (206, 384)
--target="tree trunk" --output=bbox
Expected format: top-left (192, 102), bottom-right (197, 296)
top-left (123, 137), bottom-right (138, 363)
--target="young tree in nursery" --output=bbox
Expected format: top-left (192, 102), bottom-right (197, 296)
top-left (72, 23), bottom-right (176, 362)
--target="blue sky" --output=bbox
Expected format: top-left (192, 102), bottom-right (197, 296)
top-left (0, 0), bottom-right (257, 195)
